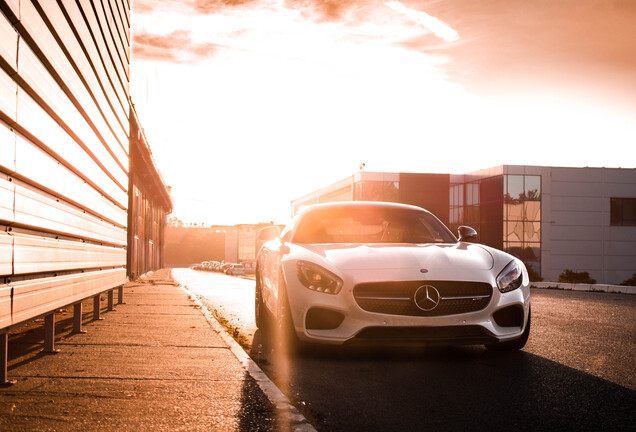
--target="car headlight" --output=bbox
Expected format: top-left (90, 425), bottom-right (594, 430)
top-left (296, 261), bottom-right (343, 295)
top-left (496, 260), bottom-right (523, 293)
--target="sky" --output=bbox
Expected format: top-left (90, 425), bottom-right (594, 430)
top-left (129, 0), bottom-right (636, 226)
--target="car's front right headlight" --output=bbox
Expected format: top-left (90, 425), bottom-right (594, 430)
top-left (496, 260), bottom-right (523, 293)
top-left (296, 261), bottom-right (343, 295)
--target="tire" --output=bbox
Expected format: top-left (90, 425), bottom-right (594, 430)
top-left (485, 306), bottom-right (531, 351)
top-left (255, 268), bottom-right (268, 329)
top-left (274, 272), bottom-right (301, 355)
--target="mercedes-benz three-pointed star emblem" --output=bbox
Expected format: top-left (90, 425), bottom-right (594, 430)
top-left (414, 285), bottom-right (441, 311)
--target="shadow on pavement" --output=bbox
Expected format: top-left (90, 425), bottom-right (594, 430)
top-left (7, 298), bottom-right (108, 370)
top-left (251, 328), bottom-right (636, 432)
top-left (237, 372), bottom-right (281, 432)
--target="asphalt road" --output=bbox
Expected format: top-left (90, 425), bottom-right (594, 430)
top-left (173, 268), bottom-right (636, 431)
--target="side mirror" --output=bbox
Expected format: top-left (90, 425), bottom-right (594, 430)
top-left (458, 226), bottom-right (478, 243)
top-left (258, 226), bottom-right (280, 241)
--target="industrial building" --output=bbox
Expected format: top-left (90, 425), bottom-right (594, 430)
top-left (0, 0), bottom-right (170, 383)
top-left (225, 223), bottom-right (286, 266)
top-left (291, 166), bottom-right (636, 285)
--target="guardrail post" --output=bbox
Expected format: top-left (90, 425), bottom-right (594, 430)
top-left (1, 331), bottom-right (15, 386)
top-left (43, 313), bottom-right (59, 353)
top-left (93, 294), bottom-right (102, 320)
top-left (73, 303), bottom-right (86, 334)
top-left (117, 285), bottom-right (124, 304)
top-left (107, 289), bottom-right (114, 311)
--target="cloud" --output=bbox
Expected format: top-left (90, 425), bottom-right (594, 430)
top-left (385, 1), bottom-right (458, 42)
top-left (134, 0), bottom-right (373, 22)
top-left (404, 0), bottom-right (636, 107)
top-left (193, 0), bottom-right (260, 13)
top-left (283, 0), bottom-right (371, 22)
top-left (131, 0), bottom-right (636, 112)
top-left (133, 0), bottom-right (259, 15)
top-left (132, 0), bottom-right (193, 14)
top-left (133, 30), bottom-right (223, 62)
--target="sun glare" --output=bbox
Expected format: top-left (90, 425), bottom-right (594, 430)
top-left (130, 1), bottom-right (636, 225)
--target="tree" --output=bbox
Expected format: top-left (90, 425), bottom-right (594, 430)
top-left (168, 217), bottom-right (183, 227)
top-left (525, 263), bottom-right (543, 282)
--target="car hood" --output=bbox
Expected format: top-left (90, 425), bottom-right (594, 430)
top-left (300, 243), bottom-right (494, 271)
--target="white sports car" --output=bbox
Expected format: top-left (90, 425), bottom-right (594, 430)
top-left (255, 201), bottom-right (531, 351)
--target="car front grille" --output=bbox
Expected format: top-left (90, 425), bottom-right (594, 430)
top-left (353, 280), bottom-right (493, 317)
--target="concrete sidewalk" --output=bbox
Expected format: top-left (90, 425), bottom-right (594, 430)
top-left (0, 271), bottom-right (299, 431)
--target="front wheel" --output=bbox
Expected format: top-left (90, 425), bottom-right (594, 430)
top-left (255, 269), bottom-right (268, 329)
top-left (274, 273), bottom-right (302, 355)
top-left (485, 307), bottom-right (531, 351)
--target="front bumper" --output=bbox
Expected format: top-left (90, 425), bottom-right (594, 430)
top-left (283, 263), bottom-right (531, 346)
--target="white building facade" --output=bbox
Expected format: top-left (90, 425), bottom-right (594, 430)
top-left (535, 166), bottom-right (634, 284)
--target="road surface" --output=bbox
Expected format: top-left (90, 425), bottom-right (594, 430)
top-left (172, 268), bottom-right (636, 431)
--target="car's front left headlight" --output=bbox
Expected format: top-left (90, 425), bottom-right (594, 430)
top-left (497, 260), bottom-right (523, 293)
top-left (296, 261), bottom-right (343, 295)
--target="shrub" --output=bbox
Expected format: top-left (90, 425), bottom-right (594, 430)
top-left (558, 269), bottom-right (596, 284)
top-left (525, 263), bottom-right (543, 282)
top-left (619, 274), bottom-right (636, 286)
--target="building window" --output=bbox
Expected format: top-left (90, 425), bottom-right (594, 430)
top-left (448, 179), bottom-right (494, 246)
top-left (449, 184), bottom-right (464, 226)
top-left (449, 174), bottom-right (541, 275)
top-left (504, 175), bottom-right (541, 275)
top-left (611, 198), bottom-right (636, 226)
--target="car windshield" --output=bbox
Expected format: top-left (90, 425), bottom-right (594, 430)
top-left (292, 206), bottom-right (456, 244)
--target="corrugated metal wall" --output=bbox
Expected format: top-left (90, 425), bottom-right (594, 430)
top-left (0, 0), bottom-right (131, 331)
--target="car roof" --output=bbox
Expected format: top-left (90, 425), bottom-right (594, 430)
top-left (299, 201), bottom-right (430, 214)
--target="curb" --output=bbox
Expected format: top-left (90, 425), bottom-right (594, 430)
top-left (180, 286), bottom-right (317, 432)
top-left (531, 282), bottom-right (636, 295)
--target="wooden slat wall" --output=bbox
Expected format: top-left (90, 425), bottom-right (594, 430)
top-left (0, 0), bottom-right (130, 329)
